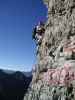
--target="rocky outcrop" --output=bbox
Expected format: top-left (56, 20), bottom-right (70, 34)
top-left (24, 0), bottom-right (75, 100)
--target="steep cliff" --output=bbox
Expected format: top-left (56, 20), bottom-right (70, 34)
top-left (24, 0), bottom-right (75, 100)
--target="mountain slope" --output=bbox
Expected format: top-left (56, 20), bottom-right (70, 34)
top-left (0, 69), bottom-right (32, 100)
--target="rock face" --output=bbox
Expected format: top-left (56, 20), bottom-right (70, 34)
top-left (24, 0), bottom-right (75, 100)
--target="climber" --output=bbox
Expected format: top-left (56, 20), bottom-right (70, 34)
top-left (32, 21), bottom-right (45, 45)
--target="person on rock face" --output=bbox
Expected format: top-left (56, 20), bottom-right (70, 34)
top-left (32, 21), bottom-right (45, 54)
top-left (32, 21), bottom-right (45, 45)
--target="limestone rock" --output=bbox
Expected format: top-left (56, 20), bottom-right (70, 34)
top-left (24, 0), bottom-right (75, 100)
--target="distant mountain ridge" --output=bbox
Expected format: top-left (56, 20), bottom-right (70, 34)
top-left (0, 68), bottom-right (32, 100)
top-left (1, 68), bottom-right (32, 76)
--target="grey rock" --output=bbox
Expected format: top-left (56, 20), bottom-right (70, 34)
top-left (24, 0), bottom-right (75, 100)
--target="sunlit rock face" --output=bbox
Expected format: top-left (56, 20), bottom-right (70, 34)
top-left (24, 0), bottom-right (75, 100)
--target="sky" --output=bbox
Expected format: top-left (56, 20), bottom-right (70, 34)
top-left (0, 0), bottom-right (47, 71)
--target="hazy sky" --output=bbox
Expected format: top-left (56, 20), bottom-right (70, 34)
top-left (0, 0), bottom-right (47, 71)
